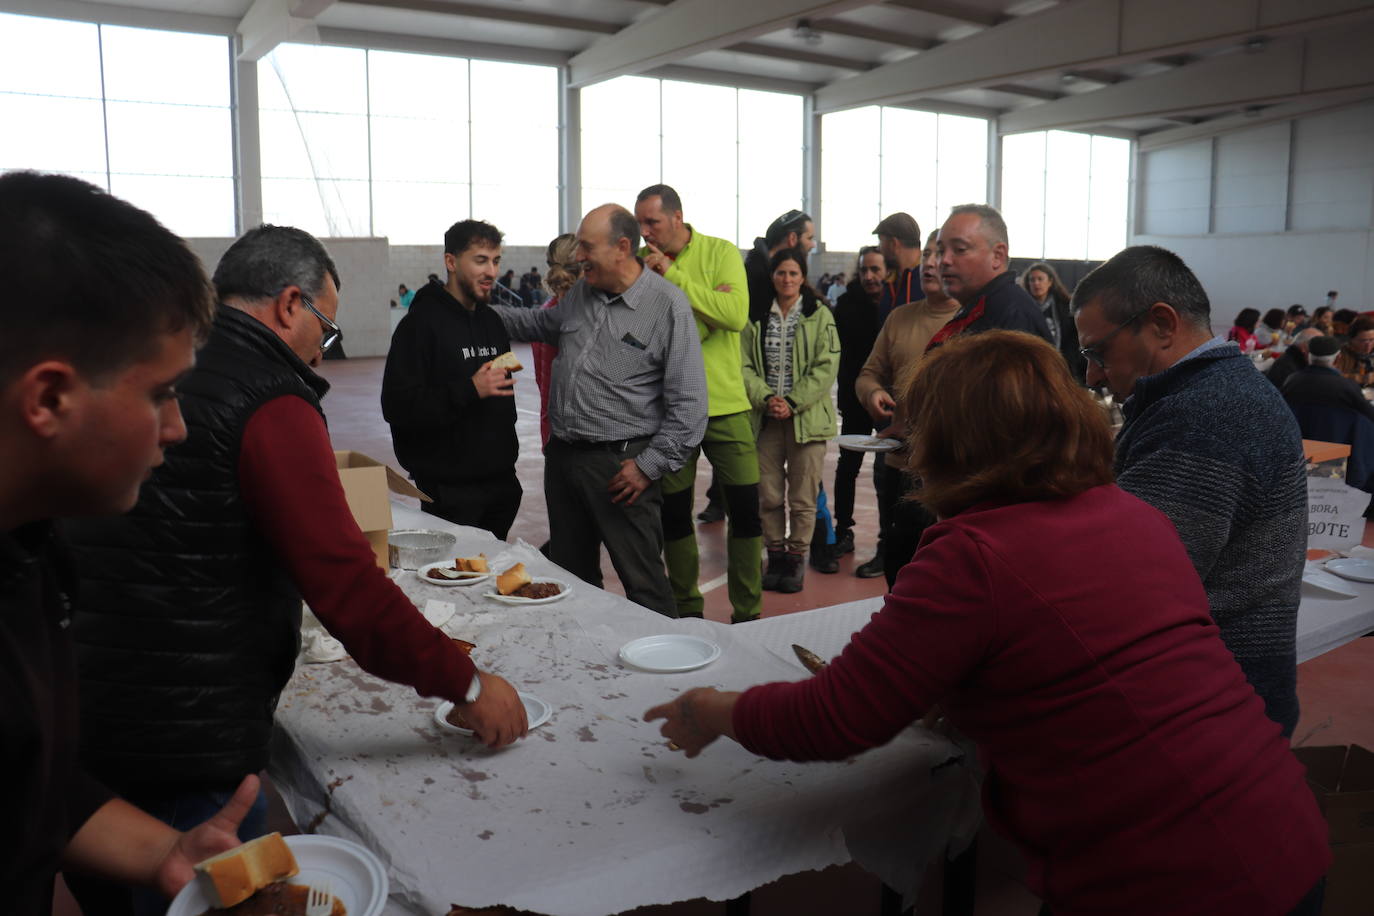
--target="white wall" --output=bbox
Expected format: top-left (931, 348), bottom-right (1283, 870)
top-left (1132, 101), bottom-right (1374, 316)
top-left (186, 236), bottom-right (392, 357)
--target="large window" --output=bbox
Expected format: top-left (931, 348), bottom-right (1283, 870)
top-left (820, 106), bottom-right (990, 252)
top-left (580, 76), bottom-right (804, 248)
top-left (259, 45), bottom-right (558, 245)
top-left (1000, 130), bottom-right (1130, 261)
top-left (0, 12), bottom-right (234, 236)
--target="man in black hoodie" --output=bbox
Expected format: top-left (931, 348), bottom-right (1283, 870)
top-left (382, 219), bottom-right (521, 538)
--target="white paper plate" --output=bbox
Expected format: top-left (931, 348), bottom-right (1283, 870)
top-left (1302, 563), bottom-right (1359, 599)
top-left (434, 692), bottom-right (552, 736)
top-left (618, 634), bottom-right (721, 673)
top-left (417, 561), bottom-right (490, 587)
top-left (836, 434), bottom-right (902, 453)
top-left (1323, 557), bottom-right (1374, 583)
top-left (421, 599), bottom-right (456, 629)
top-left (168, 834), bottom-right (388, 916)
top-left (483, 578), bottom-right (571, 604)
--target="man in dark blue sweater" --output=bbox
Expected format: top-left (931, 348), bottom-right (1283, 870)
top-left (1073, 246), bottom-right (1305, 737)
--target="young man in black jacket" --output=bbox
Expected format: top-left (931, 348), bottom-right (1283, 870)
top-left (382, 219), bottom-right (522, 538)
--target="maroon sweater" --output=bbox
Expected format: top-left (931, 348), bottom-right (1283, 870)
top-left (734, 485), bottom-right (1329, 915)
top-left (239, 396), bottom-right (477, 702)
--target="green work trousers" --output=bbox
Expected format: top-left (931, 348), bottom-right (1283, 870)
top-left (660, 411), bottom-right (764, 623)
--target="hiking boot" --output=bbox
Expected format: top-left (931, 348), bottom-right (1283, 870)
top-left (855, 551), bottom-right (885, 579)
top-left (696, 500), bottom-right (725, 523)
top-left (762, 549), bottom-right (786, 591)
top-left (833, 528), bottom-right (855, 556)
top-left (777, 552), bottom-right (806, 593)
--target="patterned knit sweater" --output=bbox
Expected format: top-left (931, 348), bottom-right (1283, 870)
top-left (1116, 342), bottom-right (1306, 736)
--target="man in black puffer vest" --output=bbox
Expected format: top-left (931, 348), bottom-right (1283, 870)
top-left (65, 226), bottom-right (528, 916)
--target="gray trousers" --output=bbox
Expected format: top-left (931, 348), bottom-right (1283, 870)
top-left (545, 437), bottom-right (677, 616)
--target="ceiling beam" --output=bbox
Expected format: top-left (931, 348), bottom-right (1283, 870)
top-left (810, 17), bottom-right (940, 50)
top-left (238, 0), bottom-right (334, 61)
top-left (882, 0), bottom-right (1008, 27)
top-left (315, 25), bottom-right (571, 67)
top-left (986, 82), bottom-right (1062, 101)
top-left (999, 26), bottom-right (1374, 133)
top-left (1138, 88), bottom-right (1374, 151)
top-left (0, 0), bottom-right (237, 35)
top-left (567, 0), bottom-right (873, 87)
top-left (645, 64), bottom-right (820, 95)
top-left (728, 41), bottom-right (873, 71)
top-left (341, 0), bottom-right (623, 34)
top-left (815, 0), bottom-right (1374, 113)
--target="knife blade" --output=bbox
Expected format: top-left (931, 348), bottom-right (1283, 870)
top-left (792, 643), bottom-right (828, 675)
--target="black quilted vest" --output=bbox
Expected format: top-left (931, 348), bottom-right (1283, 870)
top-left (65, 306), bottom-right (328, 793)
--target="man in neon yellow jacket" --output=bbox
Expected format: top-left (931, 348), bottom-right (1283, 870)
top-left (635, 184), bottom-right (762, 623)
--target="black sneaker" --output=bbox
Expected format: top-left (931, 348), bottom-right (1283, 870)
top-left (762, 549), bottom-right (786, 591)
top-left (855, 553), bottom-right (885, 578)
top-left (833, 529), bottom-right (855, 556)
top-left (696, 501), bottom-right (725, 523)
top-left (778, 552), bottom-right (806, 593)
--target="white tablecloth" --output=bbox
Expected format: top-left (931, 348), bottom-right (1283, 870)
top-left (269, 504), bottom-right (976, 916)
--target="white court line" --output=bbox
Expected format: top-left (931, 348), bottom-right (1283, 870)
top-left (516, 407), bottom-right (541, 417)
top-left (698, 572), bottom-right (729, 594)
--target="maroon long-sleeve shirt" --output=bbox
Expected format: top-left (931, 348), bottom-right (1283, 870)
top-left (239, 396), bottom-right (476, 702)
top-left (734, 485), bottom-right (1329, 916)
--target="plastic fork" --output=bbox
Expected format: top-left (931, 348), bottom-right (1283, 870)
top-left (305, 880), bottom-right (333, 916)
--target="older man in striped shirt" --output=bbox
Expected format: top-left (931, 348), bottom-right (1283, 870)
top-left (493, 204), bottom-right (707, 615)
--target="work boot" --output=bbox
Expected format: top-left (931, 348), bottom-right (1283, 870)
top-left (777, 552), bottom-right (806, 593)
top-left (762, 549), bottom-right (786, 591)
top-left (833, 528), bottom-right (855, 556)
top-left (697, 498), bottom-right (725, 523)
top-left (809, 540), bottom-right (839, 573)
top-left (855, 548), bottom-right (885, 579)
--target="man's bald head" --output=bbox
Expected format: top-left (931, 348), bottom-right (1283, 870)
top-left (577, 203), bottom-right (642, 295)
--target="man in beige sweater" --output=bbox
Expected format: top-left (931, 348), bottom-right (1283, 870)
top-left (854, 229), bottom-right (959, 583)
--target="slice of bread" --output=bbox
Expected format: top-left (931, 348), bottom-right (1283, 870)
top-left (454, 554), bottom-right (488, 573)
top-left (192, 832), bottom-right (299, 907)
top-left (492, 351), bottom-right (523, 373)
top-left (496, 562), bottom-right (532, 596)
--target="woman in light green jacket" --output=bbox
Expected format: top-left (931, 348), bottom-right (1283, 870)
top-left (741, 248), bottom-right (839, 593)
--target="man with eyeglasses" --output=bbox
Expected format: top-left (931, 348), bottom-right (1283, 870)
top-left (1072, 245), bottom-right (1306, 738)
top-left (63, 225), bottom-right (529, 915)
top-left (383, 219), bottom-right (522, 539)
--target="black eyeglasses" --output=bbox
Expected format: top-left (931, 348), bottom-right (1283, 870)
top-left (301, 294), bottom-right (342, 355)
top-left (1079, 308), bottom-right (1149, 369)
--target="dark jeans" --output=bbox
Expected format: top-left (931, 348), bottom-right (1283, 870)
top-left (545, 438), bottom-right (676, 616)
top-left (418, 471), bottom-right (522, 540)
top-left (66, 785), bottom-right (269, 916)
top-left (833, 411), bottom-right (874, 533)
top-left (881, 462), bottom-right (935, 588)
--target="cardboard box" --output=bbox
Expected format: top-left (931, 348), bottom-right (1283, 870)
top-left (334, 451), bottom-right (429, 569)
top-left (1292, 744), bottom-right (1374, 916)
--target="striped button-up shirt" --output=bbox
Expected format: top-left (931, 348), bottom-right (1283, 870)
top-left (493, 266), bottom-right (707, 480)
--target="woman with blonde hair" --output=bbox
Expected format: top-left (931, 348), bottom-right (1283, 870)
top-left (532, 232), bottom-right (581, 448)
top-left (649, 330), bottom-right (1329, 916)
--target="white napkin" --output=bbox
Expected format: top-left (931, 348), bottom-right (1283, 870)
top-left (423, 598), bottom-right (457, 628)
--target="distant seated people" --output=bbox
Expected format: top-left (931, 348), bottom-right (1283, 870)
top-left (1283, 335), bottom-right (1374, 423)
top-left (1311, 305), bottom-right (1335, 337)
top-left (1226, 307), bottom-right (1260, 351)
top-left (1022, 260), bottom-right (1085, 381)
top-left (1336, 316), bottom-right (1374, 386)
top-left (1333, 307), bottom-right (1358, 339)
top-left (647, 331), bottom-right (1330, 916)
top-left (1254, 308), bottom-right (1287, 349)
top-left (1267, 327), bottom-right (1322, 390)
top-left (1286, 304), bottom-right (1309, 333)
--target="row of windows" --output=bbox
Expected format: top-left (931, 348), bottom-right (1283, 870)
top-left (0, 11), bottom-right (1130, 259)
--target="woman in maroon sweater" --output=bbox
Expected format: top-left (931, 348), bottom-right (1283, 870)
top-left (647, 331), bottom-right (1329, 916)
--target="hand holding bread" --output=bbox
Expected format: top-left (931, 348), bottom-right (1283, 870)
top-left (472, 360), bottom-right (515, 398)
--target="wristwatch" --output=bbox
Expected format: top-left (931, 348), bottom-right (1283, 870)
top-left (464, 673), bottom-right (482, 704)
